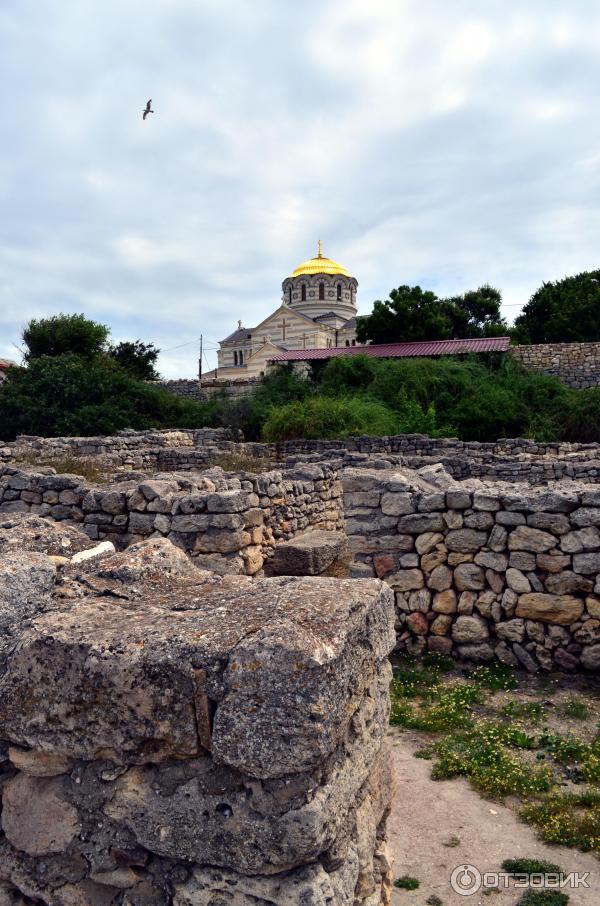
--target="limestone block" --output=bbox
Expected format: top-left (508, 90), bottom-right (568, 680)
top-left (452, 615), bottom-right (489, 643)
top-left (415, 532), bottom-right (444, 555)
top-left (380, 493), bottom-right (414, 516)
top-left (572, 551), bottom-right (600, 575)
top-left (508, 526), bottom-right (557, 552)
top-left (560, 526), bottom-right (600, 553)
top-left (432, 589), bottom-right (457, 614)
top-left (516, 593), bottom-right (584, 625)
top-left (545, 571), bottom-right (593, 594)
top-left (426, 564), bottom-right (452, 592)
top-left (571, 508), bottom-right (600, 527)
top-left (454, 563), bottom-right (485, 591)
top-left (495, 619), bottom-right (525, 643)
top-left (581, 644), bottom-right (600, 670)
top-left (526, 512), bottom-right (570, 535)
top-left (397, 514), bottom-right (445, 534)
top-left (269, 530), bottom-right (347, 576)
top-left (1, 774), bottom-right (80, 856)
top-left (445, 529), bottom-right (488, 553)
top-left (387, 569), bottom-right (424, 592)
top-left (0, 575), bottom-right (394, 779)
top-left (506, 568), bottom-right (531, 594)
top-left (474, 551), bottom-right (508, 572)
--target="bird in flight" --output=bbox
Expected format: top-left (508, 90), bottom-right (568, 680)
top-left (143, 99), bottom-right (154, 120)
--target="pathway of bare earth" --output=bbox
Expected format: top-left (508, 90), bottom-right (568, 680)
top-left (388, 730), bottom-right (599, 906)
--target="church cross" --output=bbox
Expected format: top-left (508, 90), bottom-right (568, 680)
top-left (301, 331), bottom-right (309, 349)
top-left (280, 317), bottom-right (289, 341)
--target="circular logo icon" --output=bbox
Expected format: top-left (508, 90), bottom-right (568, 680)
top-left (450, 864), bottom-right (482, 896)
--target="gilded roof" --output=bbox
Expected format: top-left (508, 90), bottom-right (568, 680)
top-left (291, 241), bottom-right (351, 278)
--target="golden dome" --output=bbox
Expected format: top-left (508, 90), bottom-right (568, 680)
top-left (291, 241), bottom-right (351, 278)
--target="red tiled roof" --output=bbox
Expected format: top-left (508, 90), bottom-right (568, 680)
top-left (268, 337), bottom-right (511, 363)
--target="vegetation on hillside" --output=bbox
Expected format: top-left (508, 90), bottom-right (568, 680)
top-left (513, 269), bottom-right (600, 344)
top-left (0, 315), bottom-right (214, 441)
top-left (355, 283), bottom-right (508, 344)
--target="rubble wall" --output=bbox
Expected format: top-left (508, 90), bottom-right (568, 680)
top-left (0, 463), bottom-right (342, 575)
top-left (344, 468), bottom-right (600, 673)
top-left (510, 341), bottom-right (600, 389)
top-left (0, 529), bottom-right (396, 905)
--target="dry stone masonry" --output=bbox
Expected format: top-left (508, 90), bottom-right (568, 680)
top-left (510, 341), bottom-right (600, 389)
top-left (0, 520), bottom-right (396, 905)
top-left (0, 463), bottom-right (342, 576)
top-left (344, 467), bottom-right (600, 672)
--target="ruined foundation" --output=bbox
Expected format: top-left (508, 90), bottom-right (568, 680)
top-left (0, 524), bottom-right (395, 905)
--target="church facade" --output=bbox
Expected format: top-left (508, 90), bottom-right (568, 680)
top-left (208, 244), bottom-right (360, 382)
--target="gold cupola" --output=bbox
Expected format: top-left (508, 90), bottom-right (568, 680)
top-left (291, 240), bottom-right (351, 278)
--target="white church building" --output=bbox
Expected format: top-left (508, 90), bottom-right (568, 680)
top-left (206, 243), bottom-right (360, 382)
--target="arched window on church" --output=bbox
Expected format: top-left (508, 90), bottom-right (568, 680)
top-left (345, 340), bottom-right (350, 347)
top-left (239, 350), bottom-right (244, 365)
top-left (289, 286), bottom-right (292, 304)
top-left (337, 284), bottom-right (342, 300)
top-left (301, 284), bottom-right (307, 301)
top-left (233, 351), bottom-right (238, 366)
top-left (319, 283), bottom-right (325, 300)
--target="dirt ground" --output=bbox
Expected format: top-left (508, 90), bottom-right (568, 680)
top-left (388, 728), bottom-right (600, 906)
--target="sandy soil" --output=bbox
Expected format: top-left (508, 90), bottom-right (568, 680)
top-left (387, 728), bottom-right (600, 906)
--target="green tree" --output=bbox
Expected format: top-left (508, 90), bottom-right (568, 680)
top-left (0, 355), bottom-right (215, 441)
top-left (443, 285), bottom-right (508, 338)
top-left (355, 286), bottom-right (450, 344)
top-left (512, 269), bottom-right (600, 344)
top-left (108, 340), bottom-right (160, 380)
top-left (356, 284), bottom-right (506, 344)
top-left (22, 314), bottom-right (109, 360)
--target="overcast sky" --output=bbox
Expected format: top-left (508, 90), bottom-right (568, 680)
top-left (1, 0), bottom-right (600, 377)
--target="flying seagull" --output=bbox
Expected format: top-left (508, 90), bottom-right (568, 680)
top-left (142, 99), bottom-right (154, 120)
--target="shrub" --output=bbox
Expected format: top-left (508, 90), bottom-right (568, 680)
top-left (261, 396), bottom-right (399, 442)
top-left (0, 355), bottom-right (217, 441)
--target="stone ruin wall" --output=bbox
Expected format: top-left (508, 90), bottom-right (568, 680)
top-left (344, 468), bottom-right (600, 673)
top-left (510, 341), bottom-right (600, 389)
top-left (0, 524), bottom-right (396, 905)
top-left (0, 463), bottom-right (342, 576)
top-left (7, 429), bottom-right (600, 485)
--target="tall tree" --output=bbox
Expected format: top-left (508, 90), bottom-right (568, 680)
top-left (22, 314), bottom-right (109, 361)
top-left (512, 269), bottom-right (600, 344)
top-left (108, 340), bottom-right (160, 380)
top-left (356, 284), bottom-right (506, 344)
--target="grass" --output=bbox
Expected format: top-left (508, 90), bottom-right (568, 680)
top-left (562, 697), bottom-right (590, 720)
top-left (501, 858), bottom-right (563, 876)
top-left (207, 452), bottom-right (275, 473)
top-left (393, 875), bottom-right (420, 890)
top-left (390, 655), bottom-right (600, 854)
top-left (11, 453), bottom-right (108, 483)
top-left (518, 893), bottom-right (569, 906)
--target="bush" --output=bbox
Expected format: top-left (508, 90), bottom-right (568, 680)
top-left (261, 396), bottom-right (399, 442)
top-left (0, 355), bottom-right (217, 440)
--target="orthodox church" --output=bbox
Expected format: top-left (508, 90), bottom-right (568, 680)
top-left (207, 243), bottom-right (360, 382)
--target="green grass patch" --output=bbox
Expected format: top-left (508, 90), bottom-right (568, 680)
top-left (501, 700), bottom-right (548, 723)
top-left (518, 892), bottom-right (569, 906)
top-left (501, 858), bottom-right (563, 876)
top-left (561, 697), bottom-right (590, 720)
top-left (521, 790), bottom-right (600, 852)
top-left (467, 662), bottom-right (519, 692)
top-left (393, 875), bottom-right (420, 890)
top-left (432, 724), bottom-right (553, 798)
top-left (390, 682), bottom-right (482, 732)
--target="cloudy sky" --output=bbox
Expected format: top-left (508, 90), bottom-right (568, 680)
top-left (1, 0), bottom-right (600, 377)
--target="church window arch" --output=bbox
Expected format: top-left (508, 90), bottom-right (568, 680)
top-left (319, 282), bottom-right (325, 300)
top-left (233, 351), bottom-right (238, 366)
top-left (239, 350), bottom-right (244, 365)
top-left (301, 284), bottom-right (307, 302)
top-left (337, 284), bottom-right (342, 300)
top-left (289, 286), bottom-right (292, 304)
top-left (345, 340), bottom-right (350, 346)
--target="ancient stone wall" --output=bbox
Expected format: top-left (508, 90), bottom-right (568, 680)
top-left (510, 341), bottom-right (600, 389)
top-left (0, 527), bottom-right (396, 905)
top-left (344, 468), bottom-right (600, 673)
top-left (8, 429), bottom-right (600, 485)
top-left (0, 463), bottom-right (342, 575)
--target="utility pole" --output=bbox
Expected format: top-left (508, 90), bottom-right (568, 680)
top-left (198, 335), bottom-right (203, 385)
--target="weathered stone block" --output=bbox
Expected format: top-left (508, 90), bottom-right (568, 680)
top-left (516, 593), bottom-right (584, 625)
